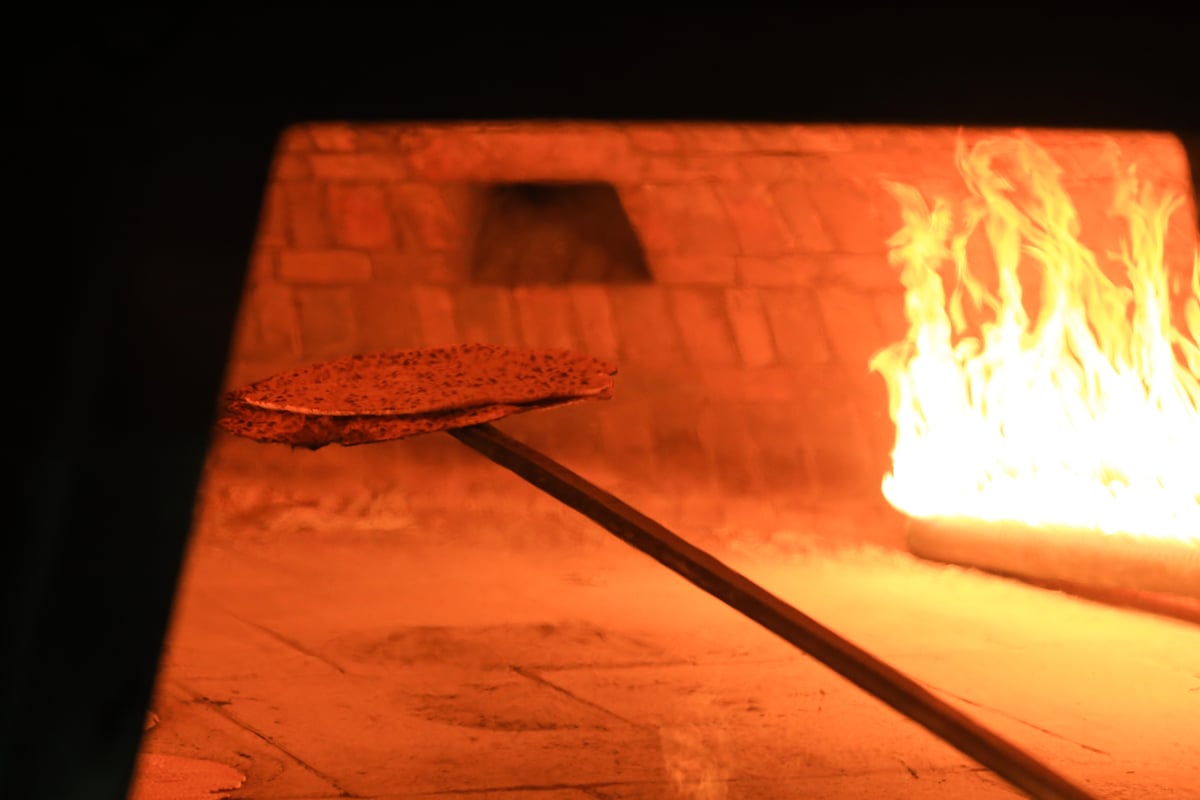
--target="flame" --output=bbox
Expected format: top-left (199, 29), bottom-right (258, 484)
top-left (870, 134), bottom-right (1200, 542)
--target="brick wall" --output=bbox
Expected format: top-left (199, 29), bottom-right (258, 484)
top-left (205, 123), bottom-right (1197, 544)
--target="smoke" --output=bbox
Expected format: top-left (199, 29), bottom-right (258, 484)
top-left (658, 694), bottom-right (731, 800)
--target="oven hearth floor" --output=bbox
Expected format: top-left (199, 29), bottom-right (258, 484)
top-left (132, 498), bottom-right (1200, 799)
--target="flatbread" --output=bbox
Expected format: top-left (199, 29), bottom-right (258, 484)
top-left (218, 393), bottom-right (594, 449)
top-left (217, 344), bottom-right (618, 449)
top-left (239, 343), bottom-right (616, 417)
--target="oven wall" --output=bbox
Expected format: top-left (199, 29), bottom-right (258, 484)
top-left (202, 123), bottom-right (1196, 547)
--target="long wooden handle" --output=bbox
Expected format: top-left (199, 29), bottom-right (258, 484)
top-left (448, 422), bottom-right (1099, 800)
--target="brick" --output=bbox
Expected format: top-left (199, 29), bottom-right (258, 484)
top-left (613, 364), bottom-right (689, 407)
top-left (307, 123), bottom-right (358, 152)
top-left (788, 125), bottom-right (857, 153)
top-left (452, 286), bottom-right (520, 346)
top-left (282, 182), bottom-right (333, 247)
top-left (780, 154), bottom-right (843, 184)
top-left (522, 127), bottom-right (640, 182)
top-left (642, 155), bottom-right (745, 183)
top-left (742, 401), bottom-right (814, 497)
top-left (370, 250), bottom-right (457, 284)
top-left (905, 175), bottom-right (969, 209)
top-left (724, 289), bottom-right (776, 367)
top-left (808, 180), bottom-right (896, 254)
top-left (278, 250), bottom-right (372, 284)
top-left (294, 287), bottom-right (357, 357)
top-left (649, 254), bottom-right (737, 285)
top-left (823, 149), bottom-right (933, 183)
top-left (674, 489), bottom-right (728, 536)
top-left (736, 255), bottom-right (824, 287)
top-left (386, 183), bottom-right (468, 252)
top-left (815, 286), bottom-right (888, 373)
top-left (354, 285), bottom-right (424, 351)
top-left (502, 402), bottom-right (591, 468)
top-left (309, 153), bottom-right (410, 181)
top-left (844, 125), bottom-right (903, 150)
top-left (530, 401), bottom-right (608, 463)
top-left (878, 125), bottom-right (959, 153)
top-left (717, 183), bottom-right (797, 255)
top-left (406, 129), bottom-right (493, 180)
top-left (232, 282), bottom-right (300, 361)
top-left (254, 283), bottom-right (302, 359)
top-left (649, 401), bottom-right (714, 490)
top-left (761, 288), bottom-right (834, 366)
top-left (606, 286), bottom-right (685, 367)
top-left (618, 186), bottom-right (675, 255)
top-left (852, 372), bottom-right (897, 479)
top-left (698, 365), bottom-right (799, 404)
top-left (277, 125), bottom-right (314, 153)
top-left (221, 359), bottom-right (290, 394)
top-left (868, 146), bottom-right (962, 183)
top-left (826, 254), bottom-right (901, 291)
top-left (352, 125), bottom-right (404, 151)
top-left (736, 154), bottom-right (809, 182)
top-left (681, 124), bottom-right (752, 153)
top-left (1130, 135), bottom-right (1194, 189)
top-left (1044, 138), bottom-right (1126, 182)
top-left (797, 382), bottom-right (879, 496)
top-left (668, 288), bottom-right (740, 367)
top-left (568, 285), bottom-right (619, 361)
top-left (624, 125), bottom-right (687, 154)
top-left (344, 127), bottom-right (388, 152)
top-left (327, 184), bottom-right (395, 249)
top-left (696, 404), bottom-right (760, 495)
top-left (411, 285), bottom-right (459, 345)
top-left (245, 248), bottom-right (276, 283)
top-left (595, 400), bottom-right (660, 489)
top-left (870, 290), bottom-right (910, 344)
top-left (512, 286), bottom-right (579, 350)
top-left (255, 183), bottom-right (288, 247)
top-left (801, 429), bottom-right (878, 496)
top-left (639, 184), bottom-right (740, 255)
top-left (741, 125), bottom-right (804, 151)
top-left (270, 153), bottom-right (311, 181)
top-left (468, 128), bottom-right (558, 176)
top-left (770, 183), bottom-right (838, 252)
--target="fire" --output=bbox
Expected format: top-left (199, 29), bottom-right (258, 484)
top-left (870, 134), bottom-right (1200, 542)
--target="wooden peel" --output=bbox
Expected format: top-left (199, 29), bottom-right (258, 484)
top-left (219, 344), bottom-right (1098, 800)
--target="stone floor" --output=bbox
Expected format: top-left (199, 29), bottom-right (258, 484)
top-left (130, 451), bottom-right (1200, 800)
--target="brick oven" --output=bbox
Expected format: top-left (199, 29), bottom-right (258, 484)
top-left (215, 121), bottom-right (946, 547)
top-left (159, 121), bottom-right (1198, 799)
top-left (8, 10), bottom-right (1200, 800)
top-left (207, 123), bottom-right (1196, 550)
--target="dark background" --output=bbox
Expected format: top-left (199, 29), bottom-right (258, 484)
top-left (6, 9), bottom-right (1199, 798)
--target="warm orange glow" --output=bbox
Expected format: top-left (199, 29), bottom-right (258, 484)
top-left (871, 134), bottom-right (1200, 542)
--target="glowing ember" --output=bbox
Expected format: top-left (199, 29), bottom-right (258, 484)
top-left (870, 134), bottom-right (1200, 542)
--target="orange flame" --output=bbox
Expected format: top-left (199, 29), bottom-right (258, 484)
top-left (870, 134), bottom-right (1200, 542)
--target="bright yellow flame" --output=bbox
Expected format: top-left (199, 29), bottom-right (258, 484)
top-left (870, 134), bottom-right (1200, 542)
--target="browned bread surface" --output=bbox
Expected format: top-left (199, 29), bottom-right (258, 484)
top-left (217, 344), bottom-right (617, 448)
top-left (239, 343), bottom-right (616, 416)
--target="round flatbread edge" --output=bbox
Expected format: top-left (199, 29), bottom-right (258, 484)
top-left (238, 343), bottom-right (617, 417)
top-left (218, 394), bottom-right (598, 449)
